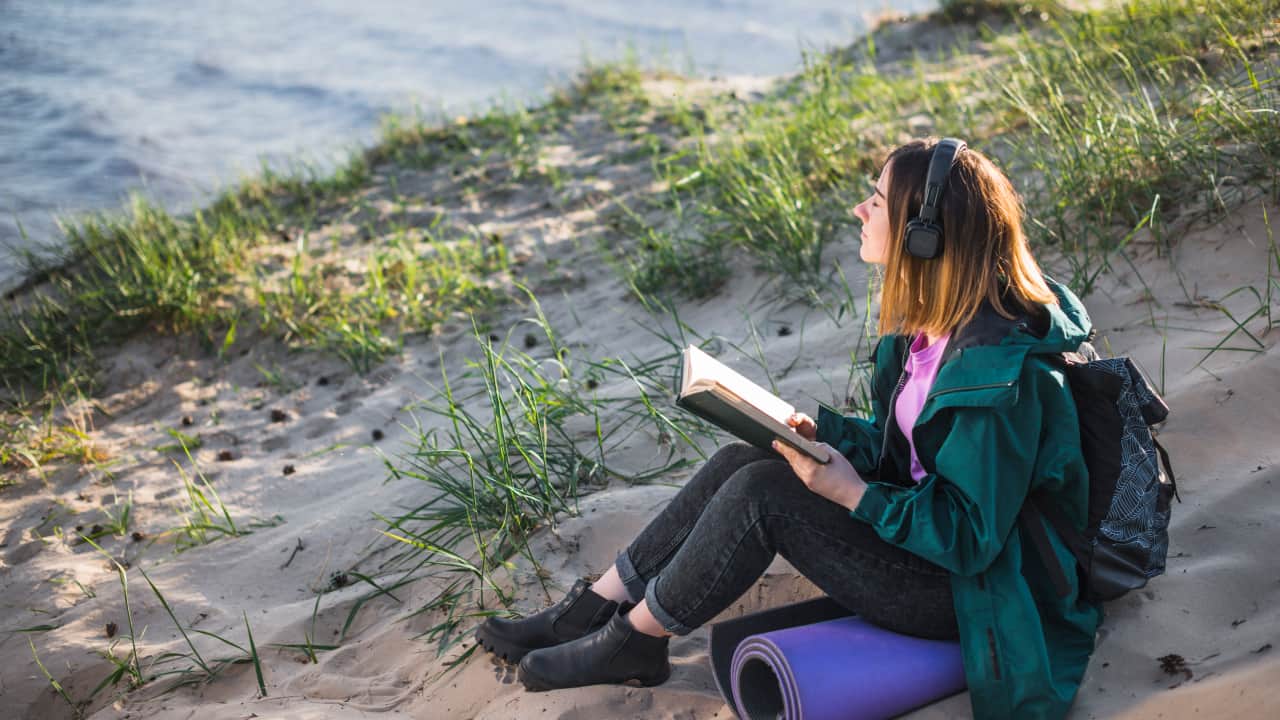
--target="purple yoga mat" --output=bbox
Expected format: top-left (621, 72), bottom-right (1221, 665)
top-left (727, 613), bottom-right (965, 720)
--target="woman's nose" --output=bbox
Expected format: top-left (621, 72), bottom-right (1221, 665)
top-left (853, 200), bottom-right (868, 222)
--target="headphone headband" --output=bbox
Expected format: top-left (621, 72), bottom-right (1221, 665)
top-left (918, 138), bottom-right (965, 223)
top-left (904, 137), bottom-right (966, 259)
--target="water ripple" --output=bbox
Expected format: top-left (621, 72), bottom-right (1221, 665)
top-left (0, 0), bottom-right (935, 291)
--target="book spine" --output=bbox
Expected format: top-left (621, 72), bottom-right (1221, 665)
top-left (678, 392), bottom-right (779, 454)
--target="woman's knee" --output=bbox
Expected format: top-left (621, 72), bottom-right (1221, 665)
top-left (708, 441), bottom-right (775, 470)
top-left (715, 458), bottom-right (791, 510)
top-left (686, 443), bottom-right (775, 497)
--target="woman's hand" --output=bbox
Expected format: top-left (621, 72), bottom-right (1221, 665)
top-left (772, 439), bottom-right (867, 511)
top-left (786, 412), bottom-right (817, 440)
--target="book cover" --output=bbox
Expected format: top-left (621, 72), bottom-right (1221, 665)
top-left (677, 345), bottom-right (831, 464)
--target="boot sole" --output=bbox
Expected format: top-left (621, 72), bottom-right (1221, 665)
top-left (475, 619), bottom-right (619, 665)
top-left (518, 662), bottom-right (672, 692)
top-left (474, 624), bottom-right (536, 665)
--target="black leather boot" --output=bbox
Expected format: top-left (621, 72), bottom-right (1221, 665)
top-left (518, 610), bottom-right (671, 691)
top-left (475, 579), bottom-right (620, 663)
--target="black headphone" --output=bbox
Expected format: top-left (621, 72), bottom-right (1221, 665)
top-left (904, 137), bottom-right (966, 260)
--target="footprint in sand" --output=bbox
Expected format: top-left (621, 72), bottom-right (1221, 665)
top-left (261, 435), bottom-right (291, 452)
top-left (304, 417), bottom-right (337, 439)
top-left (153, 486), bottom-right (180, 501)
top-left (3, 535), bottom-right (42, 565)
top-left (490, 655), bottom-right (518, 684)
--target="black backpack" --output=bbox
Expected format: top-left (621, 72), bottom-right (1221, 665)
top-left (1020, 340), bottom-right (1180, 603)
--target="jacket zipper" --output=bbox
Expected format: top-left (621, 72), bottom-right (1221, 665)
top-left (925, 378), bottom-right (1017, 402)
top-left (876, 343), bottom-right (911, 472)
top-left (878, 345), bottom-right (1017, 472)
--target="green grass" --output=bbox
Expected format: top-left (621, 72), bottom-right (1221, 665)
top-left (4, 0), bottom-right (1274, 405)
top-left (171, 454), bottom-right (241, 551)
top-left (372, 55), bottom-right (651, 175)
top-left (4, 195), bottom-right (270, 385)
top-left (29, 638), bottom-right (83, 718)
top-left (253, 362), bottom-right (301, 395)
top-left (79, 493), bottom-right (133, 542)
top-left (1181, 200), bottom-right (1280, 371)
top-left (993, 0), bottom-right (1279, 293)
top-left (160, 441), bottom-right (283, 552)
top-left (616, 0), bottom-right (1278, 301)
top-left (0, 91), bottom-right (526, 402)
top-left (619, 43), bottom-right (977, 300)
top-left (80, 535), bottom-right (143, 700)
top-left (250, 220), bottom-right (510, 372)
top-left (268, 591), bottom-right (337, 663)
top-left (135, 567), bottom-right (276, 693)
top-left (602, 185), bottom-right (731, 300)
top-left (243, 611), bottom-right (267, 697)
top-left (69, 532), bottom-right (282, 705)
top-left (0, 110), bottom-right (518, 473)
top-left (1, 383), bottom-right (109, 483)
top-left (934, 0), bottom-right (1068, 24)
top-left (368, 291), bottom-right (714, 656)
top-left (43, 533), bottom-right (295, 718)
top-left (0, 50), bottom-right (708, 478)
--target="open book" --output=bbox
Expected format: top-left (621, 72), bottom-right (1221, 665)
top-left (676, 345), bottom-right (831, 464)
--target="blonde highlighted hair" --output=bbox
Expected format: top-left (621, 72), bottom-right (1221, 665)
top-left (875, 139), bottom-right (1056, 338)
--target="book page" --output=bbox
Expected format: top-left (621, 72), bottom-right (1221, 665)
top-left (683, 345), bottom-right (795, 424)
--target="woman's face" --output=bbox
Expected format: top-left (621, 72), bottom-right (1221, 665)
top-left (854, 162), bottom-right (892, 265)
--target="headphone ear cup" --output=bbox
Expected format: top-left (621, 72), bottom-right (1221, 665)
top-left (905, 221), bottom-right (943, 259)
top-left (906, 137), bottom-right (964, 261)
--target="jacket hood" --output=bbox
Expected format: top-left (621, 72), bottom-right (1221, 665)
top-left (1028, 275), bottom-right (1093, 354)
top-left (940, 275), bottom-right (1092, 365)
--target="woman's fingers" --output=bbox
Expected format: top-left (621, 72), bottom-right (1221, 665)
top-left (786, 413), bottom-right (817, 439)
top-left (772, 439), bottom-right (814, 477)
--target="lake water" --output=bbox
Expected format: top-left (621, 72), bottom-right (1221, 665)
top-left (0, 0), bottom-right (932, 292)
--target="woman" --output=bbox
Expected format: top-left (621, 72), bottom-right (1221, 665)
top-left (477, 138), bottom-right (1101, 719)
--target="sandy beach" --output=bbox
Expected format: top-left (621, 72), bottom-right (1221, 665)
top-left (3, 4), bottom-right (1279, 719)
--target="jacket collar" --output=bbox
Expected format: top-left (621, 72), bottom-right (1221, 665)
top-left (878, 276), bottom-right (1091, 410)
top-left (936, 293), bottom-right (1045, 368)
top-left (905, 283), bottom-right (1060, 419)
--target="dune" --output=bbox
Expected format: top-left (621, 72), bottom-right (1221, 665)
top-left (3, 5), bottom-right (1278, 719)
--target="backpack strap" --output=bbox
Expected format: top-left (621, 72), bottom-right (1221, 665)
top-left (1018, 499), bottom-right (1076, 599)
top-left (1153, 437), bottom-right (1181, 502)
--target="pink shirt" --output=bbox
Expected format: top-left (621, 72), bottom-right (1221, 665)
top-left (895, 332), bottom-right (952, 483)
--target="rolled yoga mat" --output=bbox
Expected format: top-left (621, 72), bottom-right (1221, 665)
top-left (709, 597), bottom-right (966, 720)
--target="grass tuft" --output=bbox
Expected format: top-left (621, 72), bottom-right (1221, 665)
top-left (367, 290), bottom-right (713, 655)
top-left (243, 611), bottom-right (267, 697)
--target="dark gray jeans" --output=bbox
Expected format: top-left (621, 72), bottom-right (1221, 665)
top-left (614, 442), bottom-right (959, 640)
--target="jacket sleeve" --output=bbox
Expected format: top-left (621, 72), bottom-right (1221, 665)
top-left (849, 370), bottom-right (1045, 577)
top-left (815, 405), bottom-right (882, 476)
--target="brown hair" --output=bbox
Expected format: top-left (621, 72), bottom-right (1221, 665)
top-left (876, 138), bottom-right (1056, 338)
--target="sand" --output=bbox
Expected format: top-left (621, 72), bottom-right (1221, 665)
top-left (3, 19), bottom-right (1279, 720)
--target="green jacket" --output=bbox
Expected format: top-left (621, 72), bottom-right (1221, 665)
top-left (816, 278), bottom-right (1102, 719)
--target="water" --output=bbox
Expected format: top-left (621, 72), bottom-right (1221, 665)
top-left (0, 0), bottom-right (933, 293)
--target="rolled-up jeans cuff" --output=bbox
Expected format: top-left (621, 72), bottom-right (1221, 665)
top-left (613, 550), bottom-right (647, 605)
top-left (644, 576), bottom-right (695, 636)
